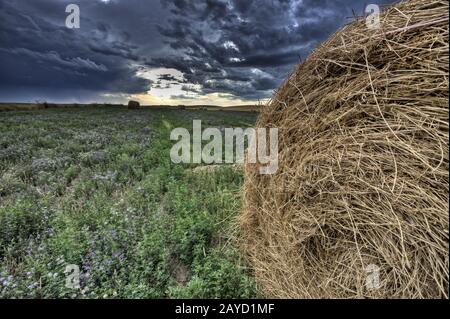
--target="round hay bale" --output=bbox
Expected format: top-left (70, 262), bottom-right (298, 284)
top-left (241, 0), bottom-right (449, 299)
top-left (128, 100), bottom-right (141, 109)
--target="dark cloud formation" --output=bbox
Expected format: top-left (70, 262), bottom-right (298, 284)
top-left (0, 0), bottom-right (396, 104)
top-left (158, 74), bottom-right (183, 82)
top-left (0, 0), bottom-right (161, 103)
top-left (155, 0), bottom-right (396, 100)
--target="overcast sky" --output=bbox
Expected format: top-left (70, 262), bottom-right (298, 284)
top-left (0, 0), bottom-right (395, 106)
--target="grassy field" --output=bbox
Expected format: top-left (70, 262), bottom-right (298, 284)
top-left (0, 103), bottom-right (261, 113)
top-left (0, 106), bottom-right (258, 299)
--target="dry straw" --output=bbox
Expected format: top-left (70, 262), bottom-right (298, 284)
top-left (241, 0), bottom-right (449, 298)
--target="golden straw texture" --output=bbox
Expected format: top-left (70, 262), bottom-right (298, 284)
top-left (241, 0), bottom-right (449, 299)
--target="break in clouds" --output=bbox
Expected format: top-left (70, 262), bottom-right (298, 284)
top-left (0, 0), bottom-right (395, 105)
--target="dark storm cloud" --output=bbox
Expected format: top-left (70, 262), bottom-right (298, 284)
top-left (181, 85), bottom-right (201, 93)
top-left (158, 74), bottom-right (182, 82)
top-left (0, 0), bottom-right (161, 103)
top-left (0, 0), bottom-right (396, 103)
top-left (155, 0), bottom-right (397, 99)
top-left (228, 51), bottom-right (301, 68)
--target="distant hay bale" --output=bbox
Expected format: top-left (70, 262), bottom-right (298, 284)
top-left (128, 100), bottom-right (141, 109)
top-left (241, 0), bottom-right (449, 299)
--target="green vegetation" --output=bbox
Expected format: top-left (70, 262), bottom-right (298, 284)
top-left (0, 106), bottom-right (258, 298)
